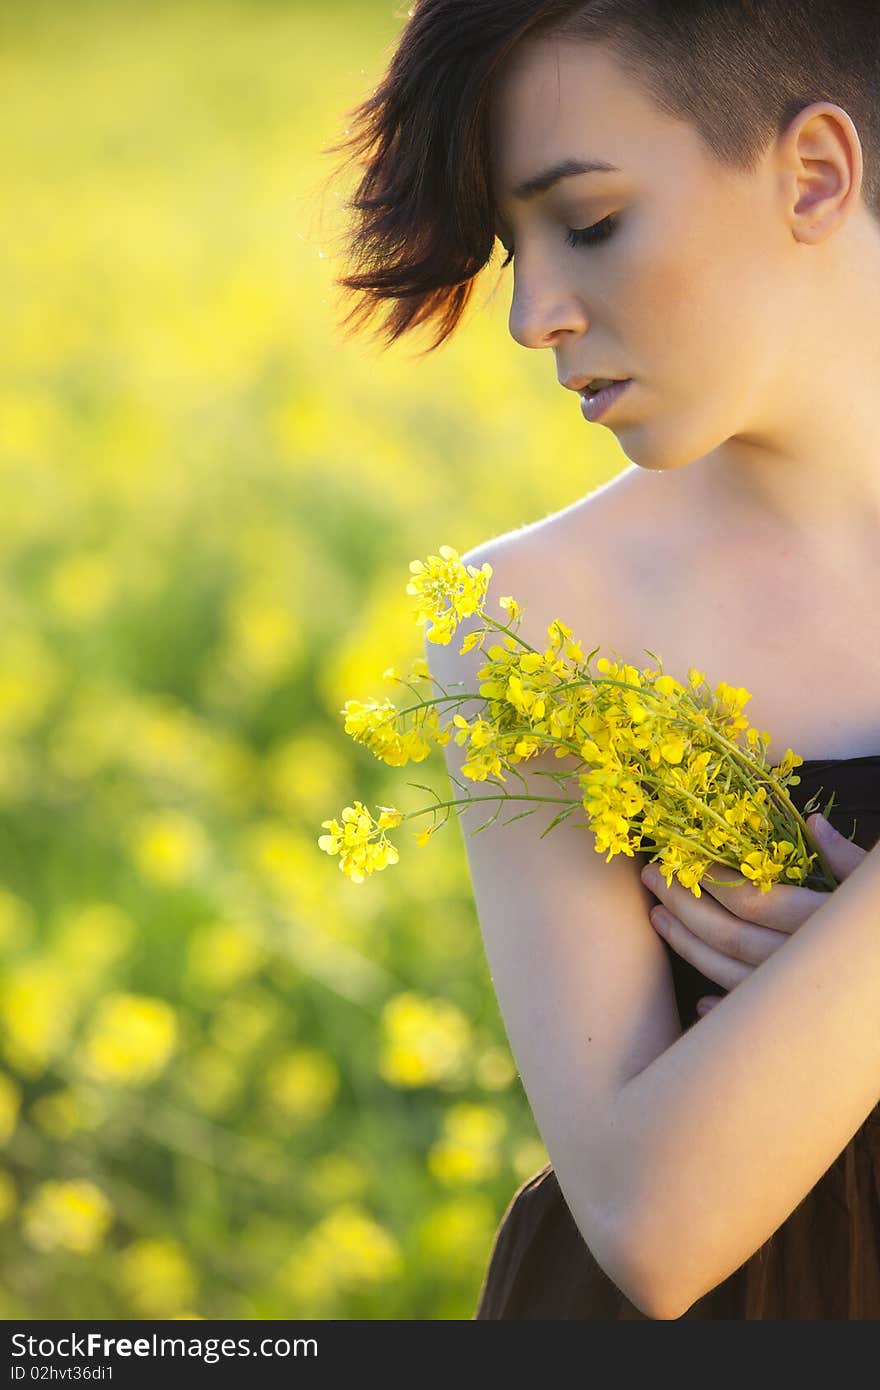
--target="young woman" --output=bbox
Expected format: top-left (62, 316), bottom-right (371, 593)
top-left (324, 1), bottom-right (880, 1318)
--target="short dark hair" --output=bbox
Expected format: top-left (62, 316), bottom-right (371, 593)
top-left (322, 0), bottom-right (880, 355)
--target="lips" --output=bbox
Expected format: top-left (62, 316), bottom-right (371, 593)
top-left (579, 378), bottom-right (632, 423)
top-left (563, 373), bottom-right (627, 394)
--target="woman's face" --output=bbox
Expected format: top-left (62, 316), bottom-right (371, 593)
top-left (488, 35), bottom-right (806, 473)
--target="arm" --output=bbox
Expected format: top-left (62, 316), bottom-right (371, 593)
top-left (615, 838), bottom-right (880, 1317)
top-left (425, 535), bottom-right (699, 1319)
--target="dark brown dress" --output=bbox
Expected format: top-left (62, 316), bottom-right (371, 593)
top-left (475, 754), bottom-right (880, 1319)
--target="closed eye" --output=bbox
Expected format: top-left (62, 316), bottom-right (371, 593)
top-left (566, 213), bottom-right (619, 249)
top-left (497, 212), bottom-right (619, 267)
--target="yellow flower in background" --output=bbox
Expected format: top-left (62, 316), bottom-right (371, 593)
top-left (186, 918), bottom-right (265, 992)
top-left (511, 1137), bottom-right (551, 1181)
top-left (0, 959), bottom-right (77, 1078)
top-left (378, 993), bottom-right (472, 1088)
top-left (427, 1102), bottom-right (507, 1185)
top-left (128, 809), bottom-right (209, 884)
top-left (263, 732), bottom-right (348, 817)
top-left (263, 1047), bottom-right (339, 1124)
top-left (80, 993), bottom-right (178, 1085)
top-left (279, 1204), bottom-right (402, 1310)
top-left (118, 1237), bottom-right (197, 1317)
top-left (0, 630), bottom-right (63, 738)
top-left (53, 902), bottom-right (135, 980)
top-left (22, 1180), bottom-right (113, 1254)
top-left (223, 589), bottom-right (303, 686)
top-left (417, 1195), bottom-right (497, 1268)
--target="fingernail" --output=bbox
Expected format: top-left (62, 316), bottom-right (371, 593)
top-left (813, 813), bottom-right (834, 840)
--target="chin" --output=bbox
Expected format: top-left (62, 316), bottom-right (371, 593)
top-left (622, 446), bottom-right (695, 476)
top-left (621, 416), bottom-right (714, 475)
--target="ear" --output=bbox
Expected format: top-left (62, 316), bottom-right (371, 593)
top-left (781, 100), bottom-right (863, 245)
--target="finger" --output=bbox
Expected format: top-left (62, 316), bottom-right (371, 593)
top-left (696, 996), bottom-right (723, 1016)
top-left (807, 813), bottom-right (868, 881)
top-left (645, 875), bottom-right (791, 967)
top-left (688, 860), bottom-right (828, 932)
top-left (650, 907), bottom-right (753, 991)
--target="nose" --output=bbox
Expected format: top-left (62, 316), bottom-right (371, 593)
top-left (508, 274), bottom-right (589, 350)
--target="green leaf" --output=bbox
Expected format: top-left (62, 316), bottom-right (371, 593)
top-left (471, 805), bottom-right (505, 835)
top-left (500, 806), bottom-right (540, 827)
top-left (539, 804), bottom-right (580, 839)
top-left (821, 789), bottom-right (838, 819)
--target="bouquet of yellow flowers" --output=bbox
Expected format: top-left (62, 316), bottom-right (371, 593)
top-left (318, 545), bottom-right (844, 895)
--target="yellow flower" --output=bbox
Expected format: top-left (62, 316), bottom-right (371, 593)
top-left (428, 1103), bottom-right (507, 1185)
top-left (405, 545), bottom-right (493, 646)
top-left (324, 547), bottom-right (827, 900)
top-left (279, 1205), bottom-right (402, 1310)
top-left (263, 1047), bottom-right (339, 1124)
top-left (654, 673), bottom-right (686, 698)
top-left (318, 800), bottom-right (403, 883)
top-left (80, 994), bottom-right (178, 1085)
top-left (22, 1180), bottom-right (113, 1254)
top-left (459, 628), bottom-right (486, 655)
top-left (658, 733), bottom-right (687, 764)
top-left (379, 992), bottom-right (472, 1088)
top-left (119, 1237), bottom-right (197, 1317)
top-left (341, 697), bottom-right (435, 766)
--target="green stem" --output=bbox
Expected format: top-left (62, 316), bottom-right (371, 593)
top-left (402, 792), bottom-right (577, 817)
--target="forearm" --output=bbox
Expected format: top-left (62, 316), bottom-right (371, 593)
top-left (612, 838), bottom-right (880, 1318)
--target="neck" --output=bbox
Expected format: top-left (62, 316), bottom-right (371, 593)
top-left (689, 230), bottom-right (878, 556)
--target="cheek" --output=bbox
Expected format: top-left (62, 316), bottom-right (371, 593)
top-left (612, 233), bottom-right (769, 468)
top-left (623, 230), bottom-right (767, 390)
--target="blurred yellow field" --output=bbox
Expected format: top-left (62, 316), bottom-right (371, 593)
top-left (0, 0), bottom-right (622, 1317)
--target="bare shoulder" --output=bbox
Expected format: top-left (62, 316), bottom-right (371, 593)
top-left (462, 464), bottom-right (653, 649)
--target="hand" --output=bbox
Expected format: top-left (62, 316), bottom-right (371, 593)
top-left (639, 814), bottom-right (868, 1017)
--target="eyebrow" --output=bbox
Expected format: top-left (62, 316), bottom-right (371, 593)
top-left (508, 156), bottom-right (620, 202)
